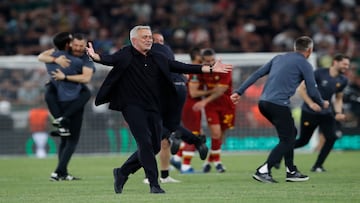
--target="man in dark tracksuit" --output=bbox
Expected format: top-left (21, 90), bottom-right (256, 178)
top-left (86, 25), bottom-right (232, 194)
top-left (148, 35), bottom-right (208, 184)
top-left (152, 37), bottom-right (208, 157)
top-left (231, 36), bottom-right (327, 183)
top-left (295, 54), bottom-right (349, 172)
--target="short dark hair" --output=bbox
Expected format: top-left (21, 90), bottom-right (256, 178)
top-left (189, 47), bottom-right (201, 61)
top-left (201, 48), bottom-right (215, 57)
top-left (53, 32), bottom-right (72, 50)
top-left (294, 36), bottom-right (313, 52)
top-left (333, 53), bottom-right (350, 62)
top-left (72, 33), bottom-right (86, 41)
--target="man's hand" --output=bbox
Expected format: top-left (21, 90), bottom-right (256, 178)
top-left (51, 69), bottom-right (66, 81)
top-left (335, 113), bottom-right (346, 122)
top-left (86, 42), bottom-right (100, 61)
top-left (54, 55), bottom-right (71, 68)
top-left (193, 100), bottom-right (207, 111)
top-left (230, 93), bottom-right (241, 104)
top-left (309, 102), bottom-right (321, 112)
top-left (212, 59), bottom-right (233, 73)
top-left (323, 100), bottom-right (330, 109)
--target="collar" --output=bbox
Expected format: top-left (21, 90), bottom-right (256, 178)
top-left (131, 46), bottom-right (153, 56)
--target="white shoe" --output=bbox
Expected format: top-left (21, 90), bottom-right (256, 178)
top-left (64, 174), bottom-right (81, 181)
top-left (58, 128), bottom-right (71, 136)
top-left (52, 117), bottom-right (64, 127)
top-left (143, 176), bottom-right (181, 184)
top-left (50, 172), bottom-right (61, 181)
top-left (143, 178), bottom-right (150, 184)
top-left (160, 176), bottom-right (181, 183)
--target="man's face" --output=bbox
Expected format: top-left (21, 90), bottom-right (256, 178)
top-left (71, 38), bottom-right (87, 57)
top-left (132, 29), bottom-right (153, 53)
top-left (153, 33), bottom-right (164, 45)
top-left (335, 58), bottom-right (350, 74)
top-left (193, 55), bottom-right (202, 64)
top-left (202, 55), bottom-right (216, 66)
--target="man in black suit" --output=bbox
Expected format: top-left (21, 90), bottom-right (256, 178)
top-left (86, 25), bottom-right (232, 194)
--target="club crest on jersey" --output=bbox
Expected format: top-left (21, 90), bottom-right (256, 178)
top-left (321, 80), bottom-right (328, 87)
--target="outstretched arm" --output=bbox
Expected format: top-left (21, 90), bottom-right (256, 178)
top-left (201, 59), bottom-right (232, 74)
top-left (230, 93), bottom-right (241, 104)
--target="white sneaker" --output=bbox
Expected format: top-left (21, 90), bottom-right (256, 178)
top-left (58, 128), bottom-right (71, 136)
top-left (52, 117), bottom-right (64, 127)
top-left (50, 172), bottom-right (61, 181)
top-left (143, 176), bottom-right (181, 184)
top-left (143, 178), bottom-right (150, 184)
top-left (64, 174), bottom-right (81, 181)
top-left (160, 176), bottom-right (181, 183)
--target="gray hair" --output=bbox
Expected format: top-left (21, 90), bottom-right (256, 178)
top-left (129, 25), bottom-right (151, 39)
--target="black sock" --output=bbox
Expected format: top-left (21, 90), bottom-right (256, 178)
top-left (161, 170), bottom-right (169, 179)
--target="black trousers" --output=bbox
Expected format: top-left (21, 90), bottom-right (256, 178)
top-left (45, 82), bottom-right (91, 120)
top-left (258, 101), bottom-right (297, 171)
top-left (55, 101), bottom-right (85, 176)
top-left (162, 83), bottom-right (200, 145)
top-left (295, 110), bottom-right (338, 167)
top-left (119, 105), bottom-right (162, 187)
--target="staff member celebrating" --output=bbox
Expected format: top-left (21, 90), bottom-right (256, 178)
top-left (295, 53), bottom-right (349, 172)
top-left (86, 25), bottom-right (232, 194)
top-left (231, 36), bottom-right (328, 183)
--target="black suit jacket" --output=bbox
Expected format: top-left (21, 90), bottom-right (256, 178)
top-left (95, 45), bottom-right (202, 111)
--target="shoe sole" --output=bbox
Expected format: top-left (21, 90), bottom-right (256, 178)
top-left (252, 174), bottom-right (277, 183)
top-left (286, 177), bottom-right (310, 182)
top-left (49, 177), bottom-right (59, 181)
top-left (311, 169), bottom-right (326, 173)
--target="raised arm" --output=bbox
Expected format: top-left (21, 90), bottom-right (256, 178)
top-left (86, 42), bottom-right (125, 66)
top-left (86, 42), bottom-right (101, 61)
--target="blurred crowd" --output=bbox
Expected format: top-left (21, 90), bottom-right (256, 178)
top-left (1, 0), bottom-right (360, 129)
top-left (0, 0), bottom-right (359, 57)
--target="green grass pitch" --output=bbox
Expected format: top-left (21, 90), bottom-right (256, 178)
top-left (1, 151), bottom-right (359, 203)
